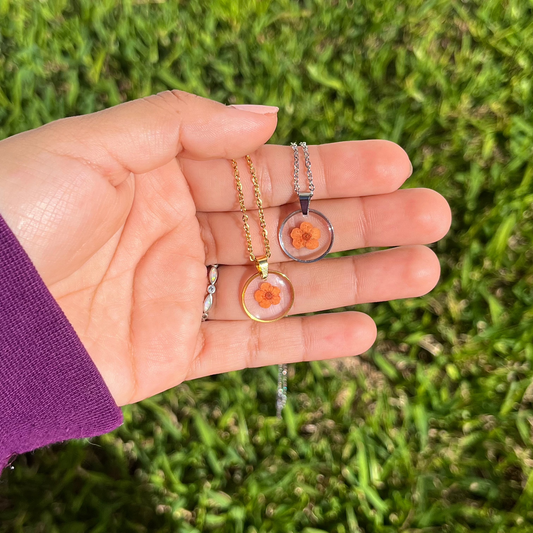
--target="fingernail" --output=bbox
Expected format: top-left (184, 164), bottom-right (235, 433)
top-left (230, 104), bottom-right (279, 115)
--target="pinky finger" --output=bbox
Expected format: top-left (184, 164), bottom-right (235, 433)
top-left (185, 312), bottom-right (377, 381)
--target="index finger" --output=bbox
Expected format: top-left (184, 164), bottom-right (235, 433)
top-left (179, 140), bottom-right (412, 212)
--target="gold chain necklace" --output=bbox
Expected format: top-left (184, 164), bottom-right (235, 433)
top-left (232, 156), bottom-right (294, 323)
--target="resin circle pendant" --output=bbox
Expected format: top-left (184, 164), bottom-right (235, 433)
top-left (279, 209), bottom-right (334, 263)
top-left (242, 270), bottom-right (295, 322)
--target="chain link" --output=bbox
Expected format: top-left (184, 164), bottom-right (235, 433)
top-left (300, 142), bottom-right (315, 195)
top-left (276, 363), bottom-right (288, 418)
top-left (232, 156), bottom-right (271, 263)
top-left (291, 141), bottom-right (315, 197)
top-left (290, 142), bottom-right (301, 196)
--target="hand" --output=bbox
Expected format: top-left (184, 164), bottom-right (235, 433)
top-left (0, 91), bottom-right (451, 406)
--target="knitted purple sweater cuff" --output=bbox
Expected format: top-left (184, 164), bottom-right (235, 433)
top-left (0, 215), bottom-right (123, 472)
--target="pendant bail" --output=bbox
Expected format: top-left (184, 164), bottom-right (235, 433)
top-left (298, 192), bottom-right (312, 216)
top-left (255, 256), bottom-right (269, 279)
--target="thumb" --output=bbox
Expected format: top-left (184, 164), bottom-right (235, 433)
top-left (0, 91), bottom-right (277, 283)
top-left (18, 90), bottom-right (279, 186)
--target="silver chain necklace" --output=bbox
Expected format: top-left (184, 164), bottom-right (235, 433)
top-left (276, 141), bottom-right (335, 418)
top-left (278, 141), bottom-right (335, 263)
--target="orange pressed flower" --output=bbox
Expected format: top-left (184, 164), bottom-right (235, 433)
top-left (291, 221), bottom-right (321, 250)
top-left (254, 282), bottom-right (281, 308)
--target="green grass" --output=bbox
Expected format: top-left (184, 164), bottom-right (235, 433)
top-left (1, 0), bottom-right (533, 531)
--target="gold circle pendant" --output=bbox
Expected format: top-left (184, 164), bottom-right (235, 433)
top-left (241, 270), bottom-right (295, 322)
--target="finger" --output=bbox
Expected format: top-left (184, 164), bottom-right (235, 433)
top-left (209, 245), bottom-right (440, 320)
top-left (181, 140), bottom-right (413, 211)
top-left (1, 91), bottom-right (278, 187)
top-left (185, 312), bottom-right (377, 381)
top-left (198, 188), bottom-right (451, 265)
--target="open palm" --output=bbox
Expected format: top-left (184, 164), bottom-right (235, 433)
top-left (0, 91), bottom-right (451, 406)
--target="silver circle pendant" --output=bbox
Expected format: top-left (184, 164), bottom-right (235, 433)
top-left (279, 209), bottom-right (334, 263)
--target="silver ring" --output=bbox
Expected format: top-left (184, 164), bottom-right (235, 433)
top-left (202, 265), bottom-right (218, 321)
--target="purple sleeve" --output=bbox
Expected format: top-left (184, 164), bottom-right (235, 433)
top-left (0, 215), bottom-right (123, 472)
